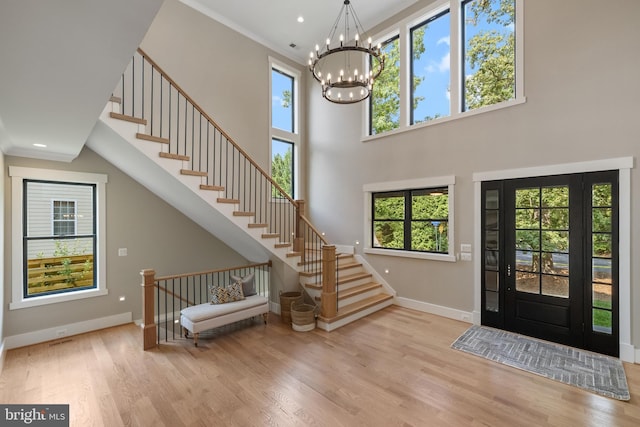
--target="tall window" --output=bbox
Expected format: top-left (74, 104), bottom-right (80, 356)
top-left (10, 167), bottom-right (107, 309)
top-left (370, 35), bottom-right (400, 135)
top-left (462, 0), bottom-right (516, 111)
top-left (368, 0), bottom-right (522, 136)
top-left (270, 60), bottom-right (299, 198)
top-left (373, 188), bottom-right (449, 254)
top-left (411, 9), bottom-right (451, 124)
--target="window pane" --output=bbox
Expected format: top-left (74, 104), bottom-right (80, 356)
top-left (370, 35), bottom-right (400, 135)
top-left (26, 237), bottom-right (95, 296)
top-left (542, 274), bottom-right (569, 298)
top-left (271, 68), bottom-right (294, 132)
top-left (462, 0), bottom-right (515, 111)
top-left (593, 308), bottom-right (612, 334)
top-left (592, 184), bottom-right (612, 207)
top-left (373, 221), bottom-right (404, 249)
top-left (373, 193), bottom-right (404, 220)
top-left (542, 186), bottom-right (569, 207)
top-left (515, 188), bottom-right (539, 208)
top-left (271, 139), bottom-right (294, 198)
top-left (412, 188), bottom-right (448, 220)
top-left (411, 10), bottom-right (451, 124)
top-left (411, 221), bottom-right (448, 252)
top-left (592, 208), bottom-right (612, 232)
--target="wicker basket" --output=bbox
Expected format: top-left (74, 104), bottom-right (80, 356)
top-left (291, 303), bottom-right (316, 332)
top-left (279, 291), bottom-right (302, 325)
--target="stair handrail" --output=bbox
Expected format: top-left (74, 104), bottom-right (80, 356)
top-left (135, 48), bottom-right (296, 206)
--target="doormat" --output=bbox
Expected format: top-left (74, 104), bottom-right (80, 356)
top-left (451, 325), bottom-right (630, 400)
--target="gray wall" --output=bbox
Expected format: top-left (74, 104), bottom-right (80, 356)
top-left (3, 147), bottom-right (247, 337)
top-left (307, 0), bottom-right (640, 344)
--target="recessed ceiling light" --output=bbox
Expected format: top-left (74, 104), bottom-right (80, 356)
top-left (33, 143), bottom-right (47, 148)
top-left (297, 16), bottom-right (304, 23)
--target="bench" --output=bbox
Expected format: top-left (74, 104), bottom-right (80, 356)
top-left (180, 295), bottom-right (269, 346)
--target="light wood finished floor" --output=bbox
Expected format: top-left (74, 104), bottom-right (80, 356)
top-left (1, 306), bottom-right (640, 426)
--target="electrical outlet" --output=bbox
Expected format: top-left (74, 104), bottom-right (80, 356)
top-left (118, 248), bottom-right (127, 257)
top-left (461, 253), bottom-right (472, 261)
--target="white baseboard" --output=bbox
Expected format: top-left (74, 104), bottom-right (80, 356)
top-left (394, 297), bottom-right (473, 324)
top-left (271, 301), bottom-right (281, 315)
top-left (4, 312), bottom-right (133, 350)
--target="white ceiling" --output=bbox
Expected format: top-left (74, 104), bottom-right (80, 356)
top-left (0, 0), bottom-right (164, 161)
top-left (180, 0), bottom-right (419, 64)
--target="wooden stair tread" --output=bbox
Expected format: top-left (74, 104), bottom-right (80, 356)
top-left (286, 251), bottom-right (302, 258)
top-left (318, 294), bottom-right (393, 324)
top-left (233, 211), bottom-right (254, 217)
top-left (217, 198), bottom-right (239, 204)
top-left (136, 133), bottom-right (169, 144)
top-left (109, 112), bottom-right (147, 125)
top-left (337, 282), bottom-right (382, 299)
top-left (181, 169), bottom-right (207, 177)
top-left (338, 271), bottom-right (372, 285)
top-left (160, 152), bottom-right (190, 161)
top-left (248, 223), bottom-right (268, 229)
top-left (109, 96), bottom-right (122, 104)
top-left (274, 243), bottom-right (291, 249)
top-left (261, 233), bottom-right (280, 239)
top-left (200, 184), bottom-right (224, 191)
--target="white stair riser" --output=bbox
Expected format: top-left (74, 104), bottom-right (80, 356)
top-left (316, 299), bottom-right (394, 332)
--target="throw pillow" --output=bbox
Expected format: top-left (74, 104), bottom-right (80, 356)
top-left (230, 272), bottom-right (256, 297)
top-left (210, 282), bottom-right (245, 304)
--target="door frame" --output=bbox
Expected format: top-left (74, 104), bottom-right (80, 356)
top-left (472, 157), bottom-right (633, 362)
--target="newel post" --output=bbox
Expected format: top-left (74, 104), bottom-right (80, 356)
top-left (321, 245), bottom-right (337, 318)
top-left (141, 269), bottom-right (157, 350)
top-left (294, 200), bottom-right (306, 259)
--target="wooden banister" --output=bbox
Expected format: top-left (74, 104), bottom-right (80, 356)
top-left (141, 269), bottom-right (157, 350)
top-left (136, 48), bottom-right (296, 206)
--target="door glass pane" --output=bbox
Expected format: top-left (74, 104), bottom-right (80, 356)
top-left (541, 231), bottom-right (569, 253)
top-left (486, 190), bottom-right (499, 209)
top-left (542, 186), bottom-right (569, 207)
top-left (485, 291), bottom-right (499, 312)
top-left (541, 208), bottom-right (569, 229)
top-left (542, 253), bottom-right (569, 275)
top-left (515, 209), bottom-right (538, 228)
top-left (541, 275), bottom-right (569, 298)
top-left (593, 283), bottom-right (612, 309)
top-left (515, 250), bottom-right (537, 272)
top-left (593, 258), bottom-right (612, 284)
top-left (515, 188), bottom-right (539, 208)
top-left (593, 184), bottom-right (612, 207)
top-left (486, 210), bottom-right (499, 229)
top-left (485, 230), bottom-right (498, 250)
top-left (593, 308), bottom-right (612, 334)
top-left (516, 230), bottom-right (539, 250)
top-left (485, 250), bottom-right (499, 269)
top-left (592, 234), bottom-right (611, 257)
top-left (516, 271), bottom-right (538, 294)
top-left (485, 271), bottom-right (499, 291)
top-left (592, 208), bottom-right (612, 232)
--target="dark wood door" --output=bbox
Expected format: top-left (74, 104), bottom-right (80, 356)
top-left (481, 172), bottom-right (618, 356)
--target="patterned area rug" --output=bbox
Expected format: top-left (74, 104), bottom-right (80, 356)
top-left (451, 325), bottom-right (630, 400)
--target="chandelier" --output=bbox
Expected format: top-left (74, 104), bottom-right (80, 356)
top-left (308, 0), bottom-right (385, 104)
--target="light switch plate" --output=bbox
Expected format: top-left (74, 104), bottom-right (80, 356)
top-left (460, 243), bottom-right (472, 252)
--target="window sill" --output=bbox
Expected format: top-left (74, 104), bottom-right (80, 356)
top-left (10, 288), bottom-right (108, 310)
top-left (364, 247), bottom-right (456, 262)
top-left (362, 97), bottom-right (527, 143)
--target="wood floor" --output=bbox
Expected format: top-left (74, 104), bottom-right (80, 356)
top-left (1, 306), bottom-right (640, 426)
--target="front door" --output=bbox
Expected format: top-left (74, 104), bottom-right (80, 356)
top-left (481, 171), bottom-right (619, 356)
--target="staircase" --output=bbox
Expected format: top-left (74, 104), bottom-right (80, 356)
top-left (87, 48), bottom-right (394, 330)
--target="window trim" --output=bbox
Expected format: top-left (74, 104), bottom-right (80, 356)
top-left (364, 0), bottom-right (525, 141)
top-left (363, 175), bottom-right (456, 262)
top-left (269, 57), bottom-right (300, 199)
top-left (9, 166), bottom-right (108, 310)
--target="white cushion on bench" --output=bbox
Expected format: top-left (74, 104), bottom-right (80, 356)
top-left (180, 295), bottom-right (269, 337)
top-left (181, 295), bottom-right (268, 322)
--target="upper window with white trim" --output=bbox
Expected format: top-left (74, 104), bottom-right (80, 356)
top-left (368, 0), bottom-right (523, 136)
top-left (10, 167), bottom-right (108, 309)
top-left (270, 59), bottom-right (300, 198)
